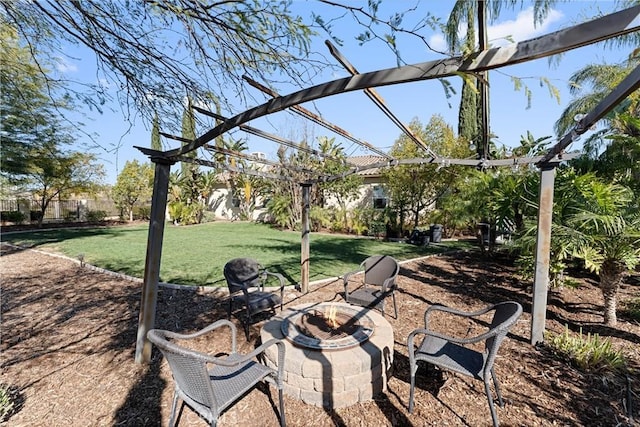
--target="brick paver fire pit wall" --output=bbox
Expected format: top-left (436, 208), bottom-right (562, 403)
top-left (260, 302), bottom-right (394, 409)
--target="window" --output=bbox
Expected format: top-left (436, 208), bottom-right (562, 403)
top-left (372, 185), bottom-right (388, 209)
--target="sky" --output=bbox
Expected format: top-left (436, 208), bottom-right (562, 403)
top-left (57, 0), bottom-right (632, 184)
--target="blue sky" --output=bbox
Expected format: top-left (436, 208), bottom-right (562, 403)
top-left (58, 1), bottom-right (630, 184)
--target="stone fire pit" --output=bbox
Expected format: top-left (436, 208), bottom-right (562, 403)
top-left (260, 302), bottom-right (394, 409)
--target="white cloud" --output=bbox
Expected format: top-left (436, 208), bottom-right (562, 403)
top-left (55, 57), bottom-right (79, 73)
top-left (428, 33), bottom-right (447, 52)
top-left (428, 7), bottom-right (564, 52)
top-left (489, 7), bottom-right (564, 46)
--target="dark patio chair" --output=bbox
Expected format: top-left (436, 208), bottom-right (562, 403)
top-left (342, 255), bottom-right (400, 318)
top-left (147, 319), bottom-right (286, 427)
top-left (223, 258), bottom-right (285, 338)
top-left (407, 301), bottom-right (523, 427)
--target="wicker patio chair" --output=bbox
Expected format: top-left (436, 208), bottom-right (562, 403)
top-left (223, 258), bottom-right (285, 339)
top-left (407, 301), bottom-right (523, 427)
top-left (342, 255), bottom-right (400, 318)
top-left (147, 319), bottom-right (286, 427)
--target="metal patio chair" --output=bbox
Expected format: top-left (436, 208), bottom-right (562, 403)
top-left (407, 301), bottom-right (523, 427)
top-left (147, 319), bottom-right (286, 427)
top-left (342, 255), bottom-right (400, 318)
top-left (224, 257), bottom-right (285, 338)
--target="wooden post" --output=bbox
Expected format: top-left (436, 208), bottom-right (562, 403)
top-left (531, 164), bottom-right (557, 345)
top-left (300, 183), bottom-right (311, 293)
top-left (135, 158), bottom-right (173, 364)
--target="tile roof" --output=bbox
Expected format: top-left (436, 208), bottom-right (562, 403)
top-left (346, 155), bottom-right (387, 176)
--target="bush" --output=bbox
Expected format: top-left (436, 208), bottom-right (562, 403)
top-left (0, 211), bottom-right (25, 224)
top-left (63, 209), bottom-right (78, 221)
top-left (0, 385), bottom-right (14, 422)
top-left (86, 210), bottom-right (107, 222)
top-left (30, 210), bottom-right (43, 222)
top-left (545, 325), bottom-right (627, 373)
top-left (134, 206), bottom-right (151, 220)
top-left (621, 297), bottom-right (640, 322)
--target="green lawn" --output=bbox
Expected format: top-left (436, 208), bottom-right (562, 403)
top-left (2, 222), bottom-right (472, 286)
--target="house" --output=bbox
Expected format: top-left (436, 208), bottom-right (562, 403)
top-left (207, 155), bottom-right (390, 221)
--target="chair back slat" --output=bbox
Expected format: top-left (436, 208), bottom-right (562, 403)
top-left (224, 258), bottom-right (262, 293)
top-left (147, 330), bottom-right (218, 414)
top-left (364, 255), bottom-right (399, 286)
top-left (485, 302), bottom-right (523, 368)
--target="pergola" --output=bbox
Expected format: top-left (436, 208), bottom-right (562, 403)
top-left (134, 5), bottom-right (640, 364)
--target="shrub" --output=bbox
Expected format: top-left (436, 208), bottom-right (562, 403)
top-left (309, 206), bottom-right (331, 231)
top-left (545, 325), bottom-right (627, 373)
top-left (0, 385), bottom-right (14, 422)
top-left (620, 297), bottom-right (640, 322)
top-left (63, 209), bottom-right (78, 221)
top-left (86, 210), bottom-right (107, 222)
top-left (134, 206), bottom-right (151, 220)
top-left (0, 211), bottom-right (25, 224)
top-left (30, 210), bottom-right (43, 222)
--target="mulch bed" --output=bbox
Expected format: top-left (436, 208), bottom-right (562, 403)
top-left (1, 244), bottom-right (638, 426)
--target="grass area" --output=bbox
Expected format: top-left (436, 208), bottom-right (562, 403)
top-left (1, 222), bottom-right (472, 286)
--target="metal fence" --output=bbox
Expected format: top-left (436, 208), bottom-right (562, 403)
top-left (1, 198), bottom-right (120, 223)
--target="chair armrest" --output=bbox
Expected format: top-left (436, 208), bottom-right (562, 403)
top-left (424, 304), bottom-right (494, 327)
top-left (162, 319), bottom-right (237, 353)
top-left (342, 269), bottom-right (362, 296)
top-left (210, 338), bottom-right (285, 375)
top-left (265, 271), bottom-right (285, 310)
top-left (420, 327), bottom-right (502, 346)
top-left (265, 271), bottom-right (286, 290)
top-left (381, 276), bottom-right (396, 292)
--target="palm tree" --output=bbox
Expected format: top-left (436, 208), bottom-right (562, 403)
top-left (521, 170), bottom-right (640, 326)
top-left (554, 56), bottom-right (640, 156)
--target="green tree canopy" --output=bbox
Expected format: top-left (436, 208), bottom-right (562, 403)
top-left (112, 160), bottom-right (154, 222)
top-left (1, 0), bottom-right (320, 128)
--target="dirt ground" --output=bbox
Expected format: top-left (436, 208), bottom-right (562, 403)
top-left (1, 243), bottom-right (638, 426)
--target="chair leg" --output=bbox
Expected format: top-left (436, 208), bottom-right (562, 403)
top-left (168, 391), bottom-right (180, 427)
top-left (392, 292), bottom-right (398, 318)
top-left (484, 378), bottom-right (499, 427)
top-left (408, 367), bottom-right (416, 413)
top-left (491, 368), bottom-right (504, 407)
top-left (278, 387), bottom-right (286, 427)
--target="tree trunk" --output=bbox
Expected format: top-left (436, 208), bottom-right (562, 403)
top-left (599, 260), bottom-right (625, 326)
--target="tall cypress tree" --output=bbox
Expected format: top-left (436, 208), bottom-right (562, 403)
top-left (150, 113), bottom-right (161, 151)
top-left (457, 7), bottom-right (480, 157)
top-left (180, 97), bottom-right (197, 177)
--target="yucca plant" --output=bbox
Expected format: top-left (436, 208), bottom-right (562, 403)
top-left (0, 385), bottom-right (14, 422)
top-left (621, 297), bottom-right (640, 322)
top-left (546, 326), bottom-right (627, 374)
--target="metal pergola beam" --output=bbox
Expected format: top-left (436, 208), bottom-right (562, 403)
top-left (325, 40), bottom-right (439, 159)
top-left (161, 5), bottom-right (639, 160)
top-left (243, 76), bottom-right (393, 159)
top-left (317, 153), bottom-right (580, 184)
top-left (192, 105), bottom-right (343, 161)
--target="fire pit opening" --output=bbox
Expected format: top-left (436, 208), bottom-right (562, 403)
top-left (281, 303), bottom-right (374, 350)
top-left (299, 307), bottom-right (360, 340)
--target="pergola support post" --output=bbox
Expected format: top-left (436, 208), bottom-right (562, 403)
top-left (531, 163), bottom-right (557, 345)
top-left (135, 158), bottom-right (173, 364)
top-left (300, 183), bottom-right (311, 294)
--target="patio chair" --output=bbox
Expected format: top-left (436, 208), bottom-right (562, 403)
top-left (342, 255), bottom-right (400, 318)
top-left (223, 258), bottom-right (285, 338)
top-left (147, 319), bottom-right (286, 427)
top-left (407, 301), bottom-right (523, 427)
